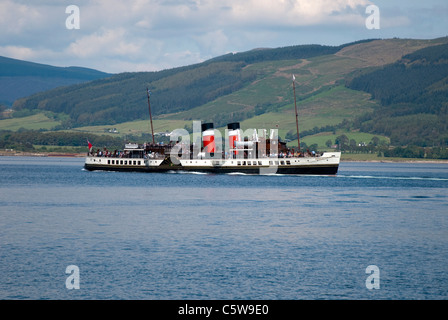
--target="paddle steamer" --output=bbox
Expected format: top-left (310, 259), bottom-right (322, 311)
top-left (84, 77), bottom-right (341, 175)
top-left (84, 121), bottom-right (340, 175)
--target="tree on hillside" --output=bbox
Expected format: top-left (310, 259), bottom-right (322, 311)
top-left (0, 104), bottom-right (7, 119)
top-left (335, 134), bottom-right (349, 149)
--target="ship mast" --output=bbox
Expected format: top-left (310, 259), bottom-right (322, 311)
top-left (292, 75), bottom-right (301, 152)
top-left (146, 87), bottom-right (155, 144)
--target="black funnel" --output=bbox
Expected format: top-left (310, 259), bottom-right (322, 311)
top-left (201, 123), bottom-right (214, 132)
top-left (227, 122), bottom-right (240, 130)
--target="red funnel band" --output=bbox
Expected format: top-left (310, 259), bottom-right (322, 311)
top-left (203, 133), bottom-right (215, 153)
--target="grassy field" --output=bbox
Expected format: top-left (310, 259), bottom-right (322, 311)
top-left (299, 130), bottom-right (389, 149)
top-left (69, 119), bottom-right (189, 138)
top-left (335, 38), bottom-right (448, 66)
top-left (241, 85), bottom-right (377, 136)
top-left (0, 113), bottom-right (60, 131)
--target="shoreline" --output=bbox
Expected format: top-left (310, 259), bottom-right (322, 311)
top-left (0, 151), bottom-right (85, 158)
top-left (341, 159), bottom-right (448, 164)
top-left (1, 151), bottom-right (448, 163)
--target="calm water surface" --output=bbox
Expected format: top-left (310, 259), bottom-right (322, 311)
top-left (0, 156), bottom-right (447, 299)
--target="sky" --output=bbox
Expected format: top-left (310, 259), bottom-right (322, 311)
top-left (0, 0), bottom-right (447, 74)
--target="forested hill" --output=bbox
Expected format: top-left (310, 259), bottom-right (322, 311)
top-left (347, 43), bottom-right (448, 146)
top-left (0, 56), bottom-right (112, 106)
top-left (11, 40), bottom-right (373, 127)
top-left (207, 41), bottom-right (375, 64)
top-left (7, 37), bottom-right (448, 148)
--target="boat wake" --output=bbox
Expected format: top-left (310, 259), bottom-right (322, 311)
top-left (167, 170), bottom-right (208, 175)
top-left (226, 172), bottom-right (251, 176)
top-left (339, 174), bottom-right (448, 182)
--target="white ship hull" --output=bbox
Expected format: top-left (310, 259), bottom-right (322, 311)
top-left (84, 152), bottom-right (341, 175)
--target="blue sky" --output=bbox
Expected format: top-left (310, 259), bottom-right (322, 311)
top-left (1, 0), bottom-right (447, 73)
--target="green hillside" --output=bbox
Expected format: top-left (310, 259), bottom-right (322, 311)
top-left (11, 41), bottom-right (374, 127)
top-left (165, 54), bottom-right (376, 129)
top-left (347, 43), bottom-right (448, 146)
top-left (2, 37), bottom-right (448, 157)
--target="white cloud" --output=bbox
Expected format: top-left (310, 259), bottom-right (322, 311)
top-left (0, 45), bottom-right (60, 64)
top-left (195, 0), bottom-right (371, 27)
top-left (0, 1), bottom-right (41, 34)
top-left (192, 29), bottom-right (230, 57)
top-left (0, 0), bottom-right (447, 73)
top-left (0, 45), bottom-right (35, 61)
top-left (66, 28), bottom-right (142, 58)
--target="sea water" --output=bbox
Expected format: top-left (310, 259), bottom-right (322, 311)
top-left (0, 156), bottom-right (447, 300)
